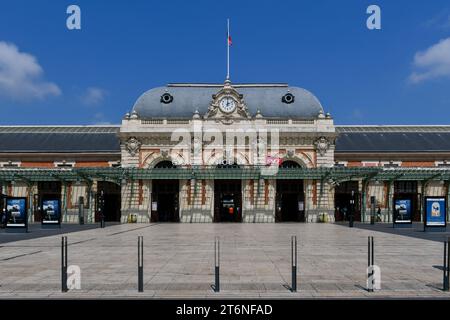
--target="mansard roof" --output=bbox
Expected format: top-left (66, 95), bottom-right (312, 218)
top-left (132, 83), bottom-right (324, 119)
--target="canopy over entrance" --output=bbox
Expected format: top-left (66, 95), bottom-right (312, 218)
top-left (0, 167), bottom-right (450, 184)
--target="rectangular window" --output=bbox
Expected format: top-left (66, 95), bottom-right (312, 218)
top-left (0, 161), bottom-right (20, 168)
top-left (383, 163), bottom-right (399, 168)
top-left (382, 161), bottom-right (401, 168)
top-left (436, 161), bottom-right (450, 167)
top-left (54, 161), bottom-right (75, 168)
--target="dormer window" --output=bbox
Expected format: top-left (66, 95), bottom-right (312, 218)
top-left (282, 93), bottom-right (295, 104)
top-left (160, 93), bottom-right (173, 104)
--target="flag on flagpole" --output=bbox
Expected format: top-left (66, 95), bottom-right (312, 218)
top-left (227, 19), bottom-right (232, 47)
top-left (226, 18), bottom-right (231, 80)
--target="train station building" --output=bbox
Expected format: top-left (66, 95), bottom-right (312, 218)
top-left (1, 80), bottom-right (450, 224)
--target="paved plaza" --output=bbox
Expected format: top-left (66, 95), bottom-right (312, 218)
top-left (1, 222), bottom-right (450, 299)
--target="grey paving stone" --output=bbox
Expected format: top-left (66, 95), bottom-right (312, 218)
top-left (1, 223), bottom-right (450, 298)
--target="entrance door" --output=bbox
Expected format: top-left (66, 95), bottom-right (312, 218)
top-left (96, 181), bottom-right (121, 222)
top-left (276, 161), bottom-right (305, 222)
top-left (37, 182), bottom-right (62, 222)
top-left (334, 181), bottom-right (361, 222)
top-left (151, 180), bottom-right (179, 222)
top-left (275, 180), bottom-right (305, 222)
top-left (214, 180), bottom-right (242, 222)
top-left (394, 181), bottom-right (419, 221)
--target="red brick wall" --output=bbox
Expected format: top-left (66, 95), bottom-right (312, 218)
top-left (401, 161), bottom-right (435, 167)
top-left (21, 161), bottom-right (111, 168)
top-left (186, 180), bottom-right (191, 205)
top-left (138, 180), bottom-right (143, 205)
top-left (347, 161), bottom-right (362, 167)
top-left (21, 162), bottom-right (54, 168)
top-left (312, 181), bottom-right (317, 205)
top-left (75, 162), bottom-right (110, 167)
top-left (249, 180), bottom-right (254, 205)
top-left (201, 180), bottom-right (206, 205)
top-left (342, 161), bottom-right (436, 168)
top-left (67, 184), bottom-right (73, 209)
top-left (264, 180), bottom-right (269, 205)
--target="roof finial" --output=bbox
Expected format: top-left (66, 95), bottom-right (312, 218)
top-left (193, 109), bottom-right (201, 119)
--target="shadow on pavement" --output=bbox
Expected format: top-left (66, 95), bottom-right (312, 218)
top-left (335, 222), bottom-right (450, 243)
top-left (0, 223), bottom-right (118, 244)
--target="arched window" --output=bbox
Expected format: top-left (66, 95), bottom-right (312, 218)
top-left (279, 160), bottom-right (301, 168)
top-left (154, 160), bottom-right (176, 168)
top-left (216, 162), bottom-right (240, 169)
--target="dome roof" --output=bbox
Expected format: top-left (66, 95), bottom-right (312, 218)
top-left (132, 83), bottom-right (324, 119)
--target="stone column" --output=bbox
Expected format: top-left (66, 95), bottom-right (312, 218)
top-left (304, 180), bottom-right (314, 220)
top-left (87, 180), bottom-right (97, 223)
top-left (250, 178), bottom-right (275, 223)
top-left (387, 181), bottom-right (394, 223)
top-left (419, 181), bottom-right (424, 223)
top-left (314, 137), bottom-right (335, 222)
top-left (447, 181), bottom-right (450, 222)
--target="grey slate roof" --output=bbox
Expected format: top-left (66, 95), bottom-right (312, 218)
top-left (0, 126), bottom-right (120, 153)
top-left (335, 126), bottom-right (450, 153)
top-left (132, 83), bottom-right (324, 119)
top-left (1, 125), bottom-right (450, 154)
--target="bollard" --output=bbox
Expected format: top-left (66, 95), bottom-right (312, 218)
top-left (138, 236), bottom-right (144, 292)
top-left (214, 236), bottom-right (220, 292)
top-left (370, 196), bottom-right (375, 225)
top-left (61, 236), bottom-right (68, 292)
top-left (291, 235), bottom-right (297, 292)
top-left (78, 196), bottom-right (84, 225)
top-left (367, 236), bottom-right (374, 292)
top-left (444, 238), bottom-right (449, 291)
top-left (99, 190), bottom-right (105, 228)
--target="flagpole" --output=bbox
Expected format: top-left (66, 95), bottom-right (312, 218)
top-left (227, 18), bottom-right (230, 81)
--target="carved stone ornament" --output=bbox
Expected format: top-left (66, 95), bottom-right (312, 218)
top-left (193, 137), bottom-right (202, 154)
top-left (314, 137), bottom-right (329, 156)
top-left (286, 148), bottom-right (295, 158)
top-left (126, 137), bottom-right (141, 156)
top-left (160, 149), bottom-right (169, 158)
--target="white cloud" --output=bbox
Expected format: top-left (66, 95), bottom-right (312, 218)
top-left (352, 108), bottom-right (363, 120)
top-left (409, 37), bottom-right (450, 84)
top-left (81, 87), bottom-right (107, 106)
top-left (0, 41), bottom-right (61, 100)
top-left (92, 112), bottom-right (111, 125)
top-left (422, 11), bottom-right (450, 30)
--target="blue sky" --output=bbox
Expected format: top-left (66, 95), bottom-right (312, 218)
top-left (0, 0), bottom-right (449, 125)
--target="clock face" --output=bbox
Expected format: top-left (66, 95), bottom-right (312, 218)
top-left (219, 97), bottom-right (236, 113)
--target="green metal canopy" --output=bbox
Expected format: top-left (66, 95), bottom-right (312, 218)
top-left (0, 166), bottom-right (450, 183)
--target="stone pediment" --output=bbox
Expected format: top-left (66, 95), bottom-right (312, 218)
top-left (204, 80), bottom-right (251, 123)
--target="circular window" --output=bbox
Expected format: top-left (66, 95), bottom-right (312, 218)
top-left (282, 93), bottom-right (295, 104)
top-left (160, 93), bottom-right (173, 104)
